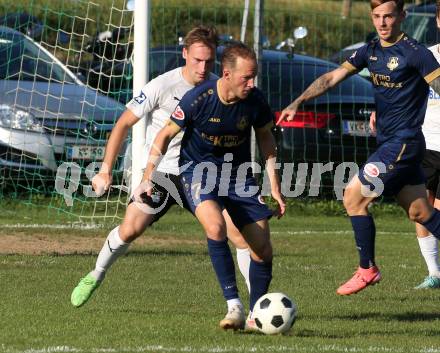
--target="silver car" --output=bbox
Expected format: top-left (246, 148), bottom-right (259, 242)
top-left (0, 26), bottom-right (125, 183)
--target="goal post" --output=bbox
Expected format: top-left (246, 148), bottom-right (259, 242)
top-left (131, 0), bottom-right (150, 193)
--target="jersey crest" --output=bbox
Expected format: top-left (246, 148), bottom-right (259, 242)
top-left (387, 57), bottom-right (399, 71)
top-left (236, 116), bottom-right (249, 131)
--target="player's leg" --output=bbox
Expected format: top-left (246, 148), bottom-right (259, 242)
top-left (240, 219), bottom-right (273, 312)
top-left (337, 140), bottom-right (427, 295)
top-left (220, 185), bottom-right (274, 331)
top-left (397, 183), bottom-right (440, 249)
top-left (71, 174), bottom-right (175, 307)
top-left (223, 209), bottom-right (251, 293)
top-left (194, 200), bottom-right (245, 330)
top-left (337, 175), bottom-right (381, 295)
top-left (393, 143), bottom-right (440, 241)
top-left (180, 173), bottom-right (246, 329)
top-left (71, 203), bottom-right (155, 307)
top-left (414, 153), bottom-right (440, 288)
top-left (178, 173), bottom-right (251, 294)
top-left (414, 190), bottom-right (440, 288)
top-left (399, 184), bottom-right (440, 253)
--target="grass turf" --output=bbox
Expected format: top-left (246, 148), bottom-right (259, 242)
top-left (1, 206), bottom-right (440, 353)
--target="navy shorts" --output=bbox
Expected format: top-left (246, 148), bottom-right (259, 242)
top-left (358, 138), bottom-right (426, 197)
top-left (180, 171), bottom-right (273, 230)
top-left (421, 149), bottom-right (440, 199)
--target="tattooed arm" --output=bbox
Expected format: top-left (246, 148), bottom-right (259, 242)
top-left (277, 66), bottom-right (354, 124)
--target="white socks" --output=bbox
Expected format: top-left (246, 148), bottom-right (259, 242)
top-left (225, 247), bottom-right (250, 311)
top-left (236, 247), bottom-right (251, 293)
top-left (417, 234), bottom-right (440, 278)
top-left (227, 298), bottom-right (243, 311)
top-left (90, 226), bottom-right (130, 281)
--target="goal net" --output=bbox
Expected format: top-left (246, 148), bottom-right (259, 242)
top-left (0, 0), bottom-right (379, 222)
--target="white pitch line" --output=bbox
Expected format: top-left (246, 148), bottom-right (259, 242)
top-left (271, 230), bottom-right (414, 236)
top-left (1, 223), bottom-right (105, 230)
top-left (1, 224), bottom-right (413, 235)
top-left (5, 345), bottom-right (440, 353)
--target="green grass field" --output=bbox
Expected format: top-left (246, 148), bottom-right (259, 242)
top-left (1, 204), bottom-right (440, 353)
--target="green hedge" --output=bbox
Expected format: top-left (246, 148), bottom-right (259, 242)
top-left (0, 0), bottom-right (372, 61)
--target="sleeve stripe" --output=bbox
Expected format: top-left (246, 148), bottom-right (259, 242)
top-left (425, 67), bottom-right (440, 83)
top-left (341, 61), bottom-right (358, 73)
top-left (126, 106), bottom-right (142, 119)
top-left (166, 119), bottom-right (183, 132)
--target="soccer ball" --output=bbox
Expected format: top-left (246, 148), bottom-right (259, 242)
top-left (252, 292), bottom-right (297, 335)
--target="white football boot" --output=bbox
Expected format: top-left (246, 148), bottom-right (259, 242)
top-left (219, 304), bottom-right (246, 330)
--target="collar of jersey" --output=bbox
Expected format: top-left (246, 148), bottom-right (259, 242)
top-left (380, 32), bottom-right (405, 48)
top-left (179, 67), bottom-right (197, 88)
top-left (217, 80), bottom-right (240, 105)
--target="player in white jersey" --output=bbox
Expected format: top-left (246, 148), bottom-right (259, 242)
top-left (414, 1), bottom-right (440, 289)
top-left (70, 26), bottom-right (251, 307)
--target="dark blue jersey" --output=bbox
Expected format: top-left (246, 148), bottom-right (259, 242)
top-left (170, 79), bottom-right (273, 173)
top-left (342, 34), bottom-right (440, 145)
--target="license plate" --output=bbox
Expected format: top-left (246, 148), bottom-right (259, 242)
top-left (342, 120), bottom-right (372, 137)
top-left (66, 145), bottom-right (105, 160)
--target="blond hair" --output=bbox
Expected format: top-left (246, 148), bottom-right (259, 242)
top-left (370, 0), bottom-right (404, 12)
top-left (221, 42), bottom-right (256, 70)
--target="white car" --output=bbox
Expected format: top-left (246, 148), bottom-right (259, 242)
top-left (0, 26), bottom-right (125, 184)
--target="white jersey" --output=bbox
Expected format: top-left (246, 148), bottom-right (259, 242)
top-left (126, 67), bottom-right (216, 175)
top-left (422, 44), bottom-right (440, 152)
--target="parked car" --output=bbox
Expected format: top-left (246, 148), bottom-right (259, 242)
top-left (0, 12), bottom-right (43, 40)
top-left (86, 46), bottom-right (185, 104)
top-left (329, 2), bottom-right (440, 66)
top-left (0, 26), bottom-right (126, 185)
top-left (402, 2), bottom-right (439, 46)
top-left (94, 45), bottom-right (375, 167)
top-left (262, 51), bottom-right (375, 167)
top-left (84, 35), bottom-right (240, 103)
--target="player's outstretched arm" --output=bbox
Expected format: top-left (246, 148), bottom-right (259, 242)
top-left (277, 66), bottom-right (352, 125)
top-left (139, 120), bottom-right (181, 197)
top-left (255, 124), bottom-right (285, 218)
top-left (93, 109), bottom-right (140, 196)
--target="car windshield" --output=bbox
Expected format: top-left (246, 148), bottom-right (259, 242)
top-left (402, 12), bottom-right (440, 46)
top-left (0, 30), bottom-right (75, 83)
top-left (150, 50), bottom-right (185, 79)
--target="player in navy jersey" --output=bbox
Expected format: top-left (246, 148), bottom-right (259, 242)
top-left (70, 26), bottom-right (253, 309)
top-left (278, 0), bottom-right (440, 296)
top-left (139, 43), bottom-right (285, 330)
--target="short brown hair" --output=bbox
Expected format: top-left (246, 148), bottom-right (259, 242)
top-left (183, 25), bottom-right (218, 50)
top-left (437, 0), bottom-right (440, 17)
top-left (221, 42), bottom-right (257, 69)
top-left (370, 0), bottom-right (404, 12)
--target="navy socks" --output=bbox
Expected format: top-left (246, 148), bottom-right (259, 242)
top-left (422, 209), bottom-right (440, 240)
top-left (249, 258), bottom-right (272, 311)
top-left (207, 238), bottom-right (239, 300)
top-left (350, 215), bottom-right (376, 269)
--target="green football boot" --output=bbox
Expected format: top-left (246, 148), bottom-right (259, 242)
top-left (71, 273), bottom-right (101, 307)
top-left (414, 276), bottom-right (440, 289)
